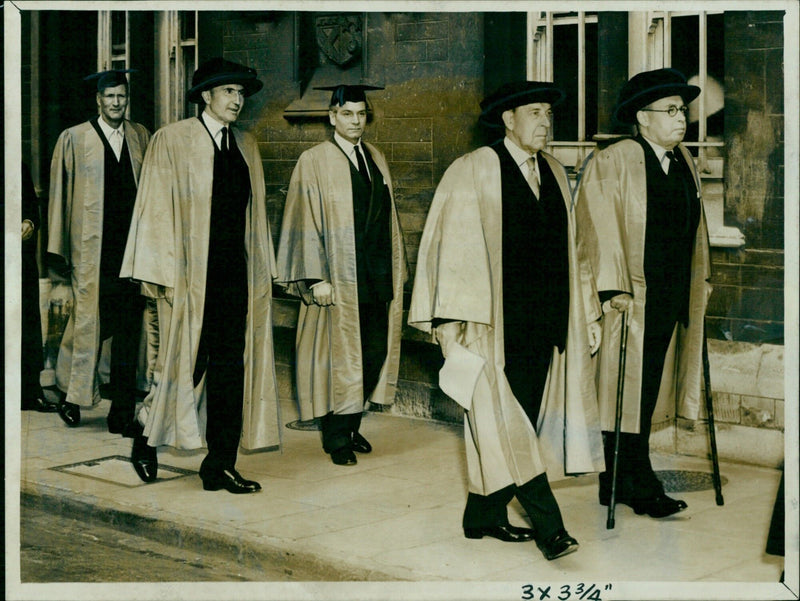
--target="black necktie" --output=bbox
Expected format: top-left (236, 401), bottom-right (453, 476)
top-left (221, 127), bottom-right (229, 153)
top-left (355, 144), bottom-right (370, 183)
top-left (664, 150), bottom-right (678, 173)
top-left (666, 150), bottom-right (690, 232)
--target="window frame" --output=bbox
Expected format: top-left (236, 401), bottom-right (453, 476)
top-left (528, 9), bottom-right (742, 247)
top-left (528, 11), bottom-right (598, 170)
top-left (155, 10), bottom-right (199, 128)
top-left (636, 10), bottom-right (725, 177)
top-left (97, 10), bottom-right (130, 119)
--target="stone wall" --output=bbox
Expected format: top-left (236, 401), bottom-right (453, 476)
top-left (724, 10), bottom-right (785, 250)
top-left (219, 12), bottom-right (486, 277)
top-left (651, 339), bottom-right (784, 468)
top-left (705, 10), bottom-right (786, 344)
top-left (706, 248), bottom-right (784, 343)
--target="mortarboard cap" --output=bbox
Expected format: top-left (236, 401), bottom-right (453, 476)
top-left (84, 69), bottom-right (137, 92)
top-left (314, 84), bottom-right (384, 107)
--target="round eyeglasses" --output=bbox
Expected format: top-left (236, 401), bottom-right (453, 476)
top-left (640, 105), bottom-right (689, 117)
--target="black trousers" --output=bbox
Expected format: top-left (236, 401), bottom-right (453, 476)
top-left (196, 290), bottom-right (247, 474)
top-left (321, 412), bottom-right (363, 454)
top-left (504, 340), bottom-right (553, 430)
top-left (22, 254), bottom-right (44, 404)
top-left (600, 303), bottom-right (679, 500)
top-left (320, 302), bottom-right (388, 453)
top-left (463, 338), bottom-right (562, 538)
top-left (98, 290), bottom-right (145, 435)
top-left (462, 473), bottom-right (565, 542)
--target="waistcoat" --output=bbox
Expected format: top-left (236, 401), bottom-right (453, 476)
top-left (492, 141), bottom-right (570, 353)
top-left (339, 142), bottom-right (394, 303)
top-left (639, 137), bottom-right (700, 326)
top-left (91, 117), bottom-right (138, 295)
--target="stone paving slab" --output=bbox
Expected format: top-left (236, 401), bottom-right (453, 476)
top-left (9, 399), bottom-right (794, 601)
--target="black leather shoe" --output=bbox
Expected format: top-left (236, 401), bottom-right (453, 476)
top-left (351, 432), bottom-right (372, 453)
top-left (22, 397), bottom-right (58, 413)
top-left (131, 435), bottom-right (158, 483)
top-left (56, 399), bottom-right (81, 427)
top-left (537, 529), bottom-right (579, 560)
top-left (330, 447), bottom-right (357, 465)
top-left (464, 524), bottom-right (536, 542)
top-left (201, 468), bottom-right (262, 494)
top-left (630, 494), bottom-right (687, 518)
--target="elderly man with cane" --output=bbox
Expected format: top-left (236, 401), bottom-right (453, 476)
top-left (575, 68), bottom-right (713, 520)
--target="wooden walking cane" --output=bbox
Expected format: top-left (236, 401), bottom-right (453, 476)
top-left (607, 309), bottom-right (629, 529)
top-left (702, 324), bottom-right (725, 505)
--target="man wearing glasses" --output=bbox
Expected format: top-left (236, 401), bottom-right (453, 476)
top-left (575, 68), bottom-right (712, 519)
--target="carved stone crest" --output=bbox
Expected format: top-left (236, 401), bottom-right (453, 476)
top-left (315, 15), bottom-right (363, 66)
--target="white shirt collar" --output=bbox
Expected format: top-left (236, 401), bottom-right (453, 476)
top-left (97, 116), bottom-right (124, 140)
top-left (201, 111), bottom-right (228, 147)
top-left (641, 135), bottom-right (671, 162)
top-left (334, 131), bottom-right (362, 156)
top-left (641, 135), bottom-right (678, 174)
top-left (504, 136), bottom-right (539, 176)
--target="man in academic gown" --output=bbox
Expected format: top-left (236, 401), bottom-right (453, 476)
top-left (409, 81), bottom-right (605, 561)
top-left (47, 69), bottom-right (150, 436)
top-left (574, 68), bottom-right (712, 518)
top-left (121, 58), bottom-right (280, 491)
top-left (276, 84), bottom-right (406, 466)
top-left (22, 163), bottom-right (56, 413)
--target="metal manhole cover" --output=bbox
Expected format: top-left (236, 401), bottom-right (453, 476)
top-left (50, 456), bottom-right (195, 488)
top-left (285, 411), bottom-right (370, 431)
top-left (656, 470), bottom-right (728, 493)
top-left (286, 418), bottom-right (320, 431)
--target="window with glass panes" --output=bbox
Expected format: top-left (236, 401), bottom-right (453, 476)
top-left (529, 9), bottom-right (739, 246)
top-left (528, 11), bottom-right (599, 171)
top-left (642, 11), bottom-right (725, 170)
top-left (98, 11), bottom-right (130, 118)
top-left (177, 11), bottom-right (198, 121)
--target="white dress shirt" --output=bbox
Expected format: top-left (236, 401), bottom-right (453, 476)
top-left (201, 111), bottom-right (230, 151)
top-left (642, 136), bottom-right (674, 174)
top-left (98, 117), bottom-right (125, 161)
top-left (504, 136), bottom-right (540, 183)
top-left (504, 136), bottom-right (541, 198)
top-left (334, 131), bottom-right (370, 179)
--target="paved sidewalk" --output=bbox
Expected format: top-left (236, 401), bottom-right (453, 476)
top-left (12, 397), bottom-right (791, 600)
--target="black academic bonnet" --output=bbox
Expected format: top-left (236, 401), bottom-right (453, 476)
top-left (314, 84), bottom-right (385, 107)
top-left (187, 57), bottom-right (264, 104)
top-left (479, 81), bottom-right (566, 128)
top-left (613, 68), bottom-right (701, 125)
top-left (84, 69), bottom-right (136, 92)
